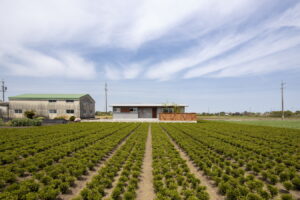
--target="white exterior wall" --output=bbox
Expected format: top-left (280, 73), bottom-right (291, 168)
top-left (9, 100), bottom-right (81, 119)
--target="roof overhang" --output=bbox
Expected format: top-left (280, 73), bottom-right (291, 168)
top-left (8, 94), bottom-right (88, 100)
top-left (110, 104), bottom-right (188, 107)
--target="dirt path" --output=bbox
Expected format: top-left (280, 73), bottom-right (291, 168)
top-left (58, 130), bottom-right (134, 200)
top-left (163, 128), bottom-right (224, 200)
top-left (136, 124), bottom-right (155, 200)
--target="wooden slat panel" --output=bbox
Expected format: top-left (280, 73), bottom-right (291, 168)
top-left (159, 113), bottom-right (197, 121)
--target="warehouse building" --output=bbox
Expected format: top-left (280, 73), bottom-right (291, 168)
top-left (8, 94), bottom-right (95, 119)
top-left (111, 104), bottom-right (196, 121)
top-left (0, 102), bottom-right (9, 119)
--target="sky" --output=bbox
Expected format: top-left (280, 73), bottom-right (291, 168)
top-left (0, 0), bottom-right (300, 113)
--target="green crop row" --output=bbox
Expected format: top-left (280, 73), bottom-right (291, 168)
top-left (0, 123), bottom-right (139, 200)
top-left (74, 123), bottom-right (148, 200)
top-left (161, 123), bottom-right (300, 200)
top-left (0, 123), bottom-right (118, 164)
top-left (152, 124), bottom-right (209, 200)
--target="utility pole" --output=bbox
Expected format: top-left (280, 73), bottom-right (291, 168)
top-left (105, 82), bottom-right (108, 113)
top-left (1, 80), bottom-right (7, 102)
top-left (281, 81), bottom-right (286, 120)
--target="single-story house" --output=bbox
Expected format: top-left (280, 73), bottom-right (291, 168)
top-left (111, 104), bottom-right (196, 121)
top-left (8, 94), bottom-right (95, 119)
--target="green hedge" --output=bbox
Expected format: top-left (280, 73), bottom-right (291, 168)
top-left (11, 118), bottom-right (42, 127)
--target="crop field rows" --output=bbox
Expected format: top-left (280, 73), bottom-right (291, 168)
top-left (0, 122), bottom-right (299, 200)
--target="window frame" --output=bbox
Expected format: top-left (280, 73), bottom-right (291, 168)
top-left (48, 100), bottom-right (57, 103)
top-left (66, 109), bottom-right (75, 114)
top-left (14, 109), bottom-right (22, 114)
top-left (66, 100), bottom-right (74, 103)
top-left (49, 109), bottom-right (57, 114)
top-left (129, 107), bottom-right (137, 113)
top-left (113, 107), bottom-right (121, 113)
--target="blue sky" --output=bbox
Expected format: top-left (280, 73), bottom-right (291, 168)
top-left (0, 0), bottom-right (300, 112)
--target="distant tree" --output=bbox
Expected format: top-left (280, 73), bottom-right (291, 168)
top-left (220, 112), bottom-right (226, 116)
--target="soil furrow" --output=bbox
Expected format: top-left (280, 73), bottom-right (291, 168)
top-left (162, 127), bottom-right (224, 200)
top-left (136, 124), bottom-right (155, 200)
top-left (58, 126), bottom-right (137, 200)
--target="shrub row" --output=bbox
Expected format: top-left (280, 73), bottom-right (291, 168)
top-left (0, 123), bottom-right (138, 199)
top-left (76, 124), bottom-right (148, 200)
top-left (152, 124), bottom-right (209, 200)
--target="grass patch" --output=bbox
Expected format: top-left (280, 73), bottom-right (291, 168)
top-left (228, 120), bottom-right (300, 129)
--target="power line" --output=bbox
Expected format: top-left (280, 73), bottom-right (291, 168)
top-left (105, 82), bottom-right (108, 113)
top-left (1, 80), bottom-right (7, 102)
top-left (281, 81), bottom-right (286, 120)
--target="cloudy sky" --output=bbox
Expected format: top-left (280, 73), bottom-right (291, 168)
top-left (0, 0), bottom-right (300, 112)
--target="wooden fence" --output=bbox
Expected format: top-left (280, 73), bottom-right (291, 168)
top-left (159, 113), bottom-right (197, 121)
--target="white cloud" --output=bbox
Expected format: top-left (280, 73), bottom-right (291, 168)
top-left (104, 63), bottom-right (143, 80)
top-left (0, 0), bottom-right (299, 80)
top-left (184, 29), bottom-right (300, 78)
top-left (144, 2), bottom-right (300, 80)
top-left (213, 48), bottom-right (300, 77)
top-left (0, 46), bottom-right (96, 79)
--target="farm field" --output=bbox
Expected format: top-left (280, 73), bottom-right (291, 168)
top-left (0, 122), bottom-right (299, 200)
top-left (227, 120), bottom-right (300, 129)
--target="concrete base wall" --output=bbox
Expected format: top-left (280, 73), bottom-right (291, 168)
top-left (113, 113), bottom-right (138, 119)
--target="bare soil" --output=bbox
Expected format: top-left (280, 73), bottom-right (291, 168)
top-left (163, 129), bottom-right (224, 200)
top-left (136, 124), bottom-right (155, 200)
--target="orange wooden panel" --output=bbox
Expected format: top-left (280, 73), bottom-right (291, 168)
top-left (159, 113), bottom-right (197, 121)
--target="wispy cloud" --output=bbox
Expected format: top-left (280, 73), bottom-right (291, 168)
top-left (0, 46), bottom-right (96, 79)
top-left (0, 0), bottom-right (299, 80)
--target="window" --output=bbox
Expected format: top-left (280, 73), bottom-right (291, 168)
top-left (66, 109), bottom-right (74, 114)
top-left (129, 107), bottom-right (137, 112)
top-left (49, 109), bottom-right (57, 114)
top-left (66, 100), bottom-right (74, 103)
top-left (163, 107), bottom-right (174, 113)
top-left (113, 107), bottom-right (121, 113)
top-left (15, 109), bottom-right (22, 113)
top-left (48, 100), bottom-right (57, 103)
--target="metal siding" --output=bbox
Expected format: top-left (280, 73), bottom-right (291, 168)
top-left (9, 100), bottom-right (80, 119)
top-left (138, 107), bottom-right (152, 118)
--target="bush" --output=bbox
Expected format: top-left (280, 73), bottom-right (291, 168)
top-left (69, 116), bottom-right (75, 121)
top-left (0, 118), bottom-right (4, 126)
top-left (281, 194), bottom-right (294, 200)
top-left (267, 185), bottom-right (278, 197)
top-left (246, 193), bottom-right (263, 200)
top-left (283, 181), bottom-right (293, 191)
top-left (11, 118), bottom-right (42, 127)
top-left (24, 110), bottom-right (35, 119)
top-left (291, 177), bottom-right (300, 190)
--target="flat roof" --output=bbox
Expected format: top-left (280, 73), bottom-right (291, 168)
top-left (9, 94), bottom-right (88, 100)
top-left (110, 104), bottom-right (188, 107)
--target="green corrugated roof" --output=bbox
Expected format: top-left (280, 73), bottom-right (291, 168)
top-left (9, 94), bottom-right (87, 100)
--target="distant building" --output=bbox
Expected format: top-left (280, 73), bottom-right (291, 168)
top-left (111, 104), bottom-right (196, 121)
top-left (0, 102), bottom-right (9, 119)
top-left (8, 94), bottom-right (95, 119)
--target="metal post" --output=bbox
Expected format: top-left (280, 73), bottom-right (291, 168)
top-left (281, 81), bottom-right (285, 120)
top-left (105, 82), bottom-right (108, 113)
